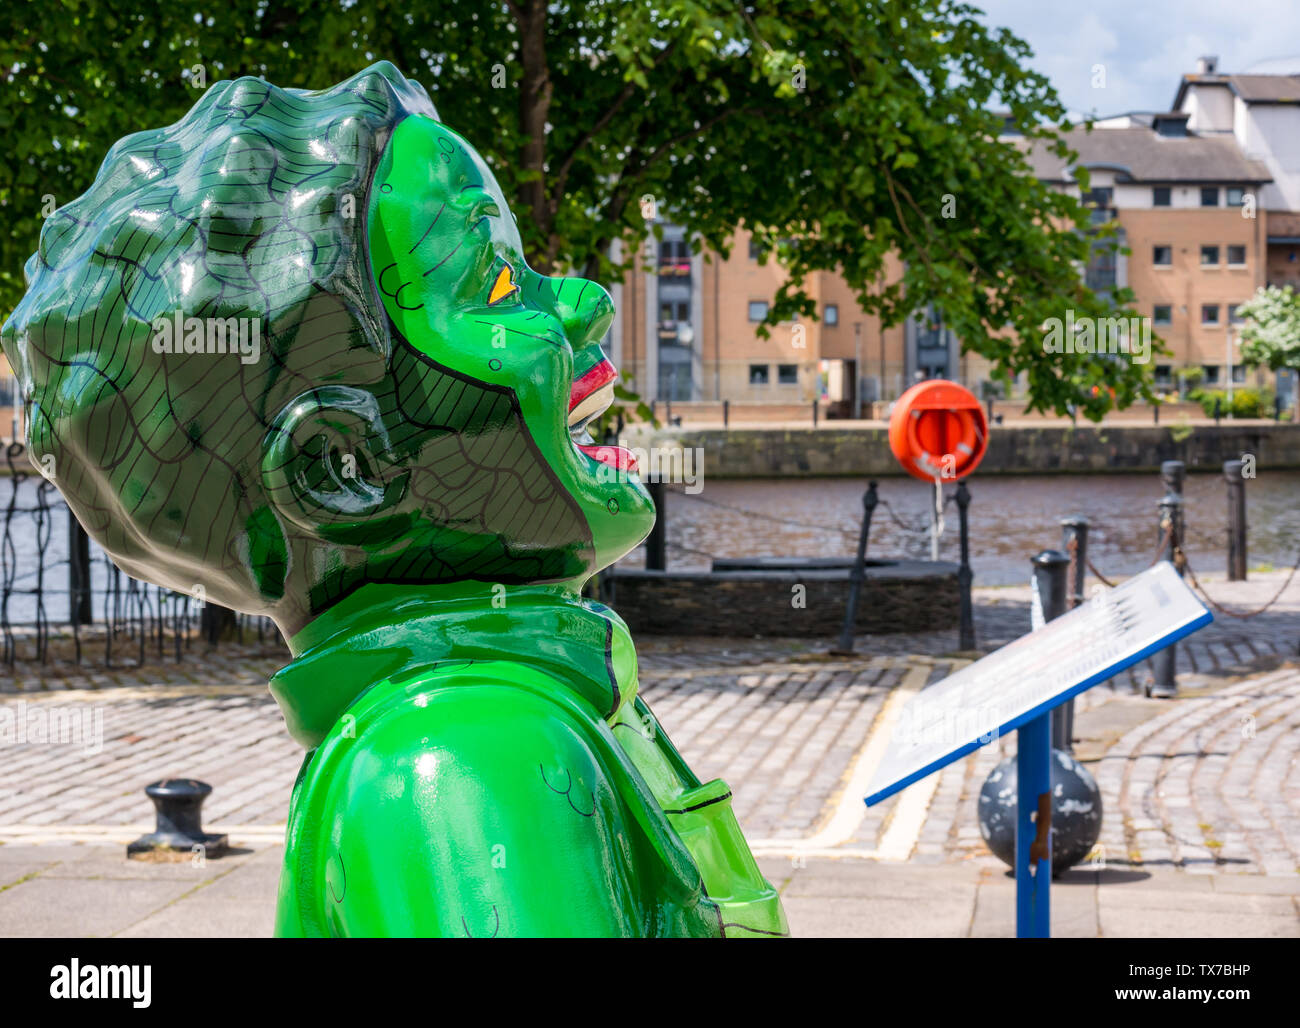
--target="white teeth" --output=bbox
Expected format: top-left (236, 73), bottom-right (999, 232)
top-left (568, 381), bottom-right (614, 428)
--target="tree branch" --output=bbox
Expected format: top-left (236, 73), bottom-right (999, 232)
top-left (551, 41), bottom-right (680, 204)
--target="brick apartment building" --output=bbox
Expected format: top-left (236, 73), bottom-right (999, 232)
top-left (609, 56), bottom-right (1300, 412)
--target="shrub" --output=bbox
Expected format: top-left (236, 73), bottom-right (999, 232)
top-left (1189, 387), bottom-right (1275, 418)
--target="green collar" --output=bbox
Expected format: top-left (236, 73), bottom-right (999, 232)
top-left (269, 584), bottom-right (639, 749)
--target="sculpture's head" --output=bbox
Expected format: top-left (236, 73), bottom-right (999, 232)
top-left (1, 63), bottom-right (652, 636)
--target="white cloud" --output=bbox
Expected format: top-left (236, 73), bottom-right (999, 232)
top-left (974, 0), bottom-right (1300, 116)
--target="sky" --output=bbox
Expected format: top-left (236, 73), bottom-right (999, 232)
top-left (974, 0), bottom-right (1300, 118)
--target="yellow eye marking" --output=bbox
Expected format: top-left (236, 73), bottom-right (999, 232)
top-left (488, 264), bottom-right (517, 305)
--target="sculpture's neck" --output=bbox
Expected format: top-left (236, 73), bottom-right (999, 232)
top-left (269, 581), bottom-right (638, 749)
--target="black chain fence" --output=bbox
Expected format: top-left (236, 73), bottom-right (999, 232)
top-left (2, 443), bottom-right (282, 669)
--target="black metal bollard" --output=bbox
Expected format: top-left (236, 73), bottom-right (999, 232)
top-left (1161, 458), bottom-right (1185, 498)
top-left (1149, 490), bottom-right (1185, 698)
top-left (645, 479), bottom-right (667, 571)
top-left (1031, 550), bottom-right (1071, 749)
top-left (1058, 516), bottom-right (1090, 751)
top-left (127, 778), bottom-right (228, 860)
top-left (1153, 402), bottom-right (1160, 425)
top-left (812, 400), bottom-right (819, 427)
top-left (1060, 516), bottom-right (1089, 610)
top-left (1033, 550), bottom-right (1069, 623)
top-left (955, 480), bottom-right (975, 651)
top-left (832, 481), bottom-right (879, 655)
top-left (723, 399), bottom-right (730, 428)
top-left (1225, 458), bottom-right (1247, 581)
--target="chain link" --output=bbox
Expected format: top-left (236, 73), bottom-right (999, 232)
top-left (1179, 547), bottom-right (1300, 620)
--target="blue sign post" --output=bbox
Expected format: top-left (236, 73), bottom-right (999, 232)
top-left (1016, 713), bottom-right (1051, 938)
top-left (864, 561), bottom-right (1212, 938)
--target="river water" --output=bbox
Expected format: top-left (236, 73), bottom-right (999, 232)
top-left (2, 472), bottom-right (1297, 626)
top-left (638, 472), bottom-right (1300, 586)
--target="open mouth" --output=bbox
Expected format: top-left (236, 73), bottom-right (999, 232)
top-left (568, 360), bottom-right (639, 473)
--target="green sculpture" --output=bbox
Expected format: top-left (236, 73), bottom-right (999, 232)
top-left (2, 63), bottom-right (787, 938)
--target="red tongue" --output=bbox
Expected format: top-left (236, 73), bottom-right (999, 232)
top-left (577, 443), bottom-right (639, 473)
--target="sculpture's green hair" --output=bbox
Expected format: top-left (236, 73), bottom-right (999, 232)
top-left (2, 66), bottom-right (585, 634)
top-left (1, 65), bottom-right (435, 623)
top-left (2, 63), bottom-right (594, 634)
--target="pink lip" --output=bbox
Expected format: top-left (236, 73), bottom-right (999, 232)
top-left (569, 359), bottom-right (618, 411)
top-left (576, 443), bottom-right (639, 473)
top-left (569, 359), bottom-right (637, 473)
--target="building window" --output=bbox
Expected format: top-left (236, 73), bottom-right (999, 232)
top-left (748, 300), bottom-right (769, 322)
top-left (658, 299), bottom-right (691, 344)
top-left (825, 304), bottom-right (839, 326)
top-left (749, 364), bottom-right (770, 386)
top-left (1228, 303), bottom-right (1245, 324)
top-left (1153, 304), bottom-right (1172, 325)
top-left (1200, 187), bottom-right (1219, 207)
top-left (1153, 245), bottom-right (1172, 266)
top-left (1227, 245), bottom-right (1246, 266)
top-left (1201, 304), bottom-right (1220, 325)
top-left (1086, 241), bottom-right (1118, 291)
top-left (1202, 364), bottom-right (1221, 384)
top-left (1200, 245), bottom-right (1220, 266)
top-left (1226, 187), bottom-right (1247, 207)
top-left (1231, 365), bottom-right (1247, 383)
top-left (1155, 364), bottom-right (1173, 386)
top-left (658, 239), bottom-right (690, 276)
top-left (1153, 186), bottom-right (1171, 207)
top-left (777, 364), bottom-right (799, 385)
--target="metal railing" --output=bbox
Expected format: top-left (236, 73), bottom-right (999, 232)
top-left (1, 443), bottom-right (281, 669)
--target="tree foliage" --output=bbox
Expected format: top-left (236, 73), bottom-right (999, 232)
top-left (1236, 284), bottom-right (1300, 373)
top-left (2, 0), bottom-right (1150, 416)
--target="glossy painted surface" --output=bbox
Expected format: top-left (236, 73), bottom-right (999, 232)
top-left (2, 63), bottom-right (786, 937)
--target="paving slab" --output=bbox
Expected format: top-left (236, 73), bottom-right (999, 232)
top-left (0, 874), bottom-right (197, 938)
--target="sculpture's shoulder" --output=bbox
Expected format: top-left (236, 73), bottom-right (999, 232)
top-left (276, 660), bottom-right (718, 938)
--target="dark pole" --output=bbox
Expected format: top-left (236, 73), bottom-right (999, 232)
top-left (723, 399), bottom-right (730, 429)
top-left (956, 480), bottom-right (975, 650)
top-left (1060, 516), bottom-right (1089, 611)
top-left (1058, 515), bottom-right (1090, 751)
top-left (832, 481), bottom-right (879, 655)
top-left (1153, 402), bottom-right (1160, 425)
top-left (812, 400), bottom-right (819, 427)
top-left (645, 479), bottom-right (667, 571)
top-left (1149, 490), bottom-right (1184, 698)
top-left (68, 516), bottom-right (92, 626)
top-left (1019, 549), bottom-right (1067, 939)
top-left (1224, 458), bottom-right (1247, 581)
top-left (1161, 459), bottom-right (1185, 499)
top-left (1213, 395), bottom-right (1222, 425)
top-left (1032, 550), bottom-right (1071, 750)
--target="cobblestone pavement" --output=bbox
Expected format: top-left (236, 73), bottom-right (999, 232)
top-left (0, 571), bottom-right (1295, 888)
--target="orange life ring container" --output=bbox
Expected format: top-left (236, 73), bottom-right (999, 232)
top-left (888, 380), bottom-right (989, 482)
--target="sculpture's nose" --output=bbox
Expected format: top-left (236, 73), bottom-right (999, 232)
top-left (551, 278), bottom-right (615, 353)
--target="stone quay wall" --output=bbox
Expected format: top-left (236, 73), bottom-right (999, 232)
top-left (607, 560), bottom-right (960, 637)
top-left (622, 422), bottom-right (1300, 478)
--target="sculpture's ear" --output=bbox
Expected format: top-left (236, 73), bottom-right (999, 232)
top-left (262, 386), bottom-right (409, 533)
